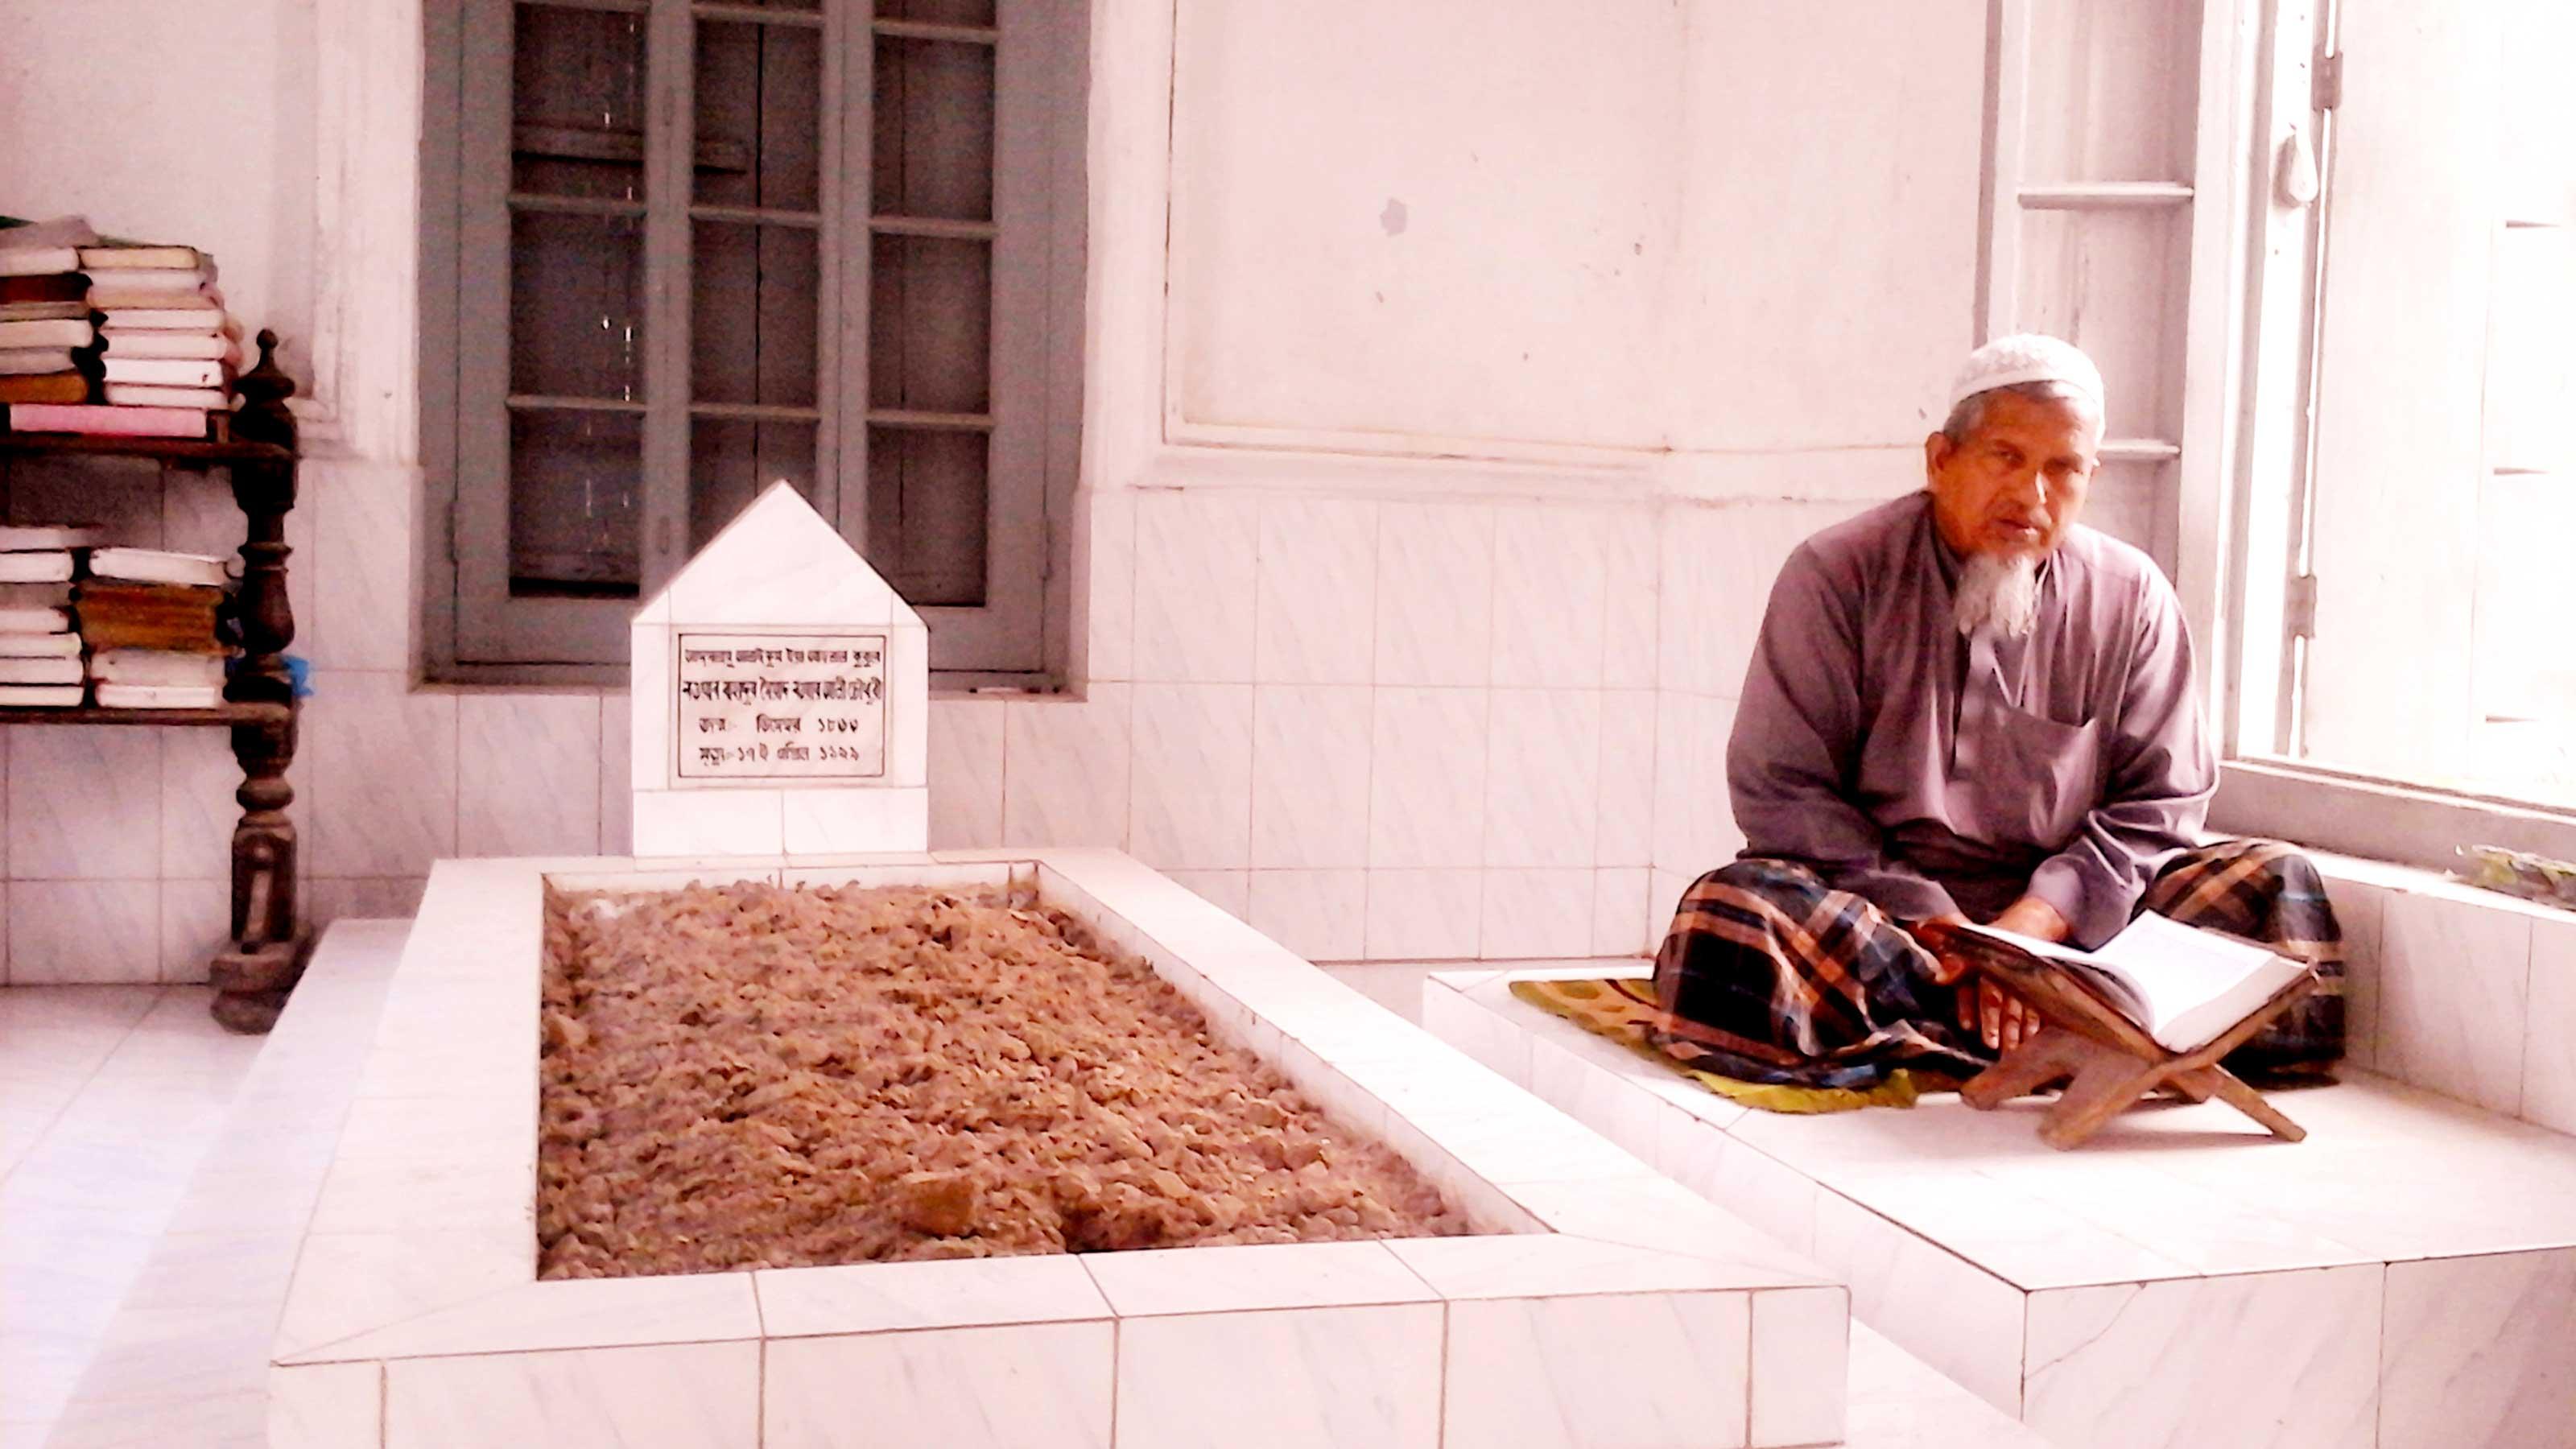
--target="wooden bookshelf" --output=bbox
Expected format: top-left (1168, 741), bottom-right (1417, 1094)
top-left (0, 703), bottom-right (291, 729)
top-left (0, 330), bottom-right (308, 1034)
top-left (0, 433), bottom-right (295, 468)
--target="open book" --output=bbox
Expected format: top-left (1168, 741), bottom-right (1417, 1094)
top-left (1951, 913), bottom-right (2311, 1055)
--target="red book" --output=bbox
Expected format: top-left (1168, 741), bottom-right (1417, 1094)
top-left (0, 275), bottom-right (88, 305)
top-left (5, 402), bottom-right (209, 439)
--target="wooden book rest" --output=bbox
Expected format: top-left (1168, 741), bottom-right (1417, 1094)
top-left (1918, 923), bottom-right (2322, 1150)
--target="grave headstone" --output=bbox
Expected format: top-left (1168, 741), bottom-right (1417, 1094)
top-left (629, 482), bottom-right (929, 857)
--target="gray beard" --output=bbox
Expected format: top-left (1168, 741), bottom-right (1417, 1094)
top-left (1955, 551), bottom-right (2041, 639)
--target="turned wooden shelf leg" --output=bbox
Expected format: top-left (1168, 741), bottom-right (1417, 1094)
top-left (208, 358), bottom-right (307, 1034)
top-left (209, 710), bottom-right (308, 1034)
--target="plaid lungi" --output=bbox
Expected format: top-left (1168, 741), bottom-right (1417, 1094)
top-left (1651, 840), bottom-right (2345, 1092)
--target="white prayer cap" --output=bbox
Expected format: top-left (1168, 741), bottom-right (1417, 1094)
top-left (1945, 333), bottom-right (2107, 430)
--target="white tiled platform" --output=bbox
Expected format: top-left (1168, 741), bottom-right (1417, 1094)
top-left (1, 985), bottom-right (266, 1447)
top-left (2, 925), bottom-right (2059, 1449)
top-left (1425, 964), bottom-right (2576, 1449)
top-left (2304, 852), bottom-right (2576, 1139)
top-left (270, 850), bottom-right (1849, 1448)
top-left (32, 924), bottom-right (403, 1448)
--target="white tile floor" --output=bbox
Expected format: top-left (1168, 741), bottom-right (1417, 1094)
top-left (0, 986), bottom-right (266, 1448)
top-left (0, 945), bottom-right (2043, 1449)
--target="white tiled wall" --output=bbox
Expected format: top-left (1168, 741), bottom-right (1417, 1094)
top-left (1005, 488), bottom-right (1688, 963)
top-left (0, 471), bottom-right (1901, 981)
top-left (2, 459), bottom-right (301, 984)
top-left (2325, 861), bottom-right (2576, 1141)
top-left (0, 459), bottom-right (615, 985)
top-left (996, 487), bottom-right (1889, 963)
top-left (64, 465), bottom-right (2558, 1013)
top-left (1642, 494), bottom-right (1879, 951)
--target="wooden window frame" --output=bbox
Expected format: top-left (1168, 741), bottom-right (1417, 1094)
top-left (2180, 0), bottom-right (2576, 867)
top-left (421, 0), bottom-right (1080, 684)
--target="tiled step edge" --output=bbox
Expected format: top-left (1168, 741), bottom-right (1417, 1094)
top-left (42, 920), bottom-right (411, 1449)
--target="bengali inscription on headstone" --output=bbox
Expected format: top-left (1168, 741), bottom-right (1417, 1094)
top-left (674, 631), bottom-right (888, 782)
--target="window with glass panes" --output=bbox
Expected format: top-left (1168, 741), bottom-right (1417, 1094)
top-left (426, 0), bottom-right (1070, 677)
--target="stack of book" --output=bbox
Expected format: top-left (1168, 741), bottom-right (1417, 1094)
top-left (75, 547), bottom-right (230, 708)
top-left (85, 245), bottom-right (238, 436)
top-left (0, 524), bottom-right (94, 706)
top-left (0, 217), bottom-right (101, 416)
top-left (0, 215), bottom-right (245, 441)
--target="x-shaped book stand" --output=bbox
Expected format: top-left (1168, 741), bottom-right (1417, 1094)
top-left (1916, 922), bottom-right (2322, 1150)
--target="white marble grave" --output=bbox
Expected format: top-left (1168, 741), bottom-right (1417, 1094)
top-left (630, 481), bottom-right (930, 857)
top-left (261, 484), bottom-right (1872, 1444)
top-left (268, 852), bottom-right (1856, 1448)
top-left (1423, 964), bottom-right (2576, 1449)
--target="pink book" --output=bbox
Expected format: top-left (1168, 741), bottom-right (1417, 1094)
top-left (4, 402), bottom-right (209, 439)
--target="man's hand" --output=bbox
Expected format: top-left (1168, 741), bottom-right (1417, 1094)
top-left (1988, 894), bottom-right (2071, 944)
top-left (1971, 896), bottom-right (2066, 1050)
top-left (1909, 902), bottom-right (2063, 1053)
top-left (1966, 976), bottom-right (2037, 1053)
top-left (1909, 912), bottom-right (1976, 985)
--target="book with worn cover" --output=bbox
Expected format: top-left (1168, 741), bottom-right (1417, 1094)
top-left (1, 217), bottom-right (100, 251)
top-left (0, 302), bottom-right (89, 323)
top-left (101, 357), bottom-right (230, 388)
top-left (0, 584), bottom-right (72, 607)
top-left (0, 631), bottom-right (80, 657)
top-left (89, 287), bottom-right (220, 312)
top-left (0, 524), bottom-right (103, 552)
top-left (87, 548), bottom-right (231, 588)
top-left (93, 682), bottom-right (221, 709)
top-left (0, 552), bottom-right (74, 584)
top-left (0, 347), bottom-right (79, 374)
top-left (0, 248), bottom-right (81, 279)
top-left (101, 383), bottom-right (227, 410)
top-left (0, 683), bottom-right (85, 707)
top-left (1942, 914), bottom-right (2313, 1055)
top-left (0, 605), bottom-right (72, 634)
top-left (0, 274), bottom-right (89, 305)
top-left (82, 263), bottom-right (214, 295)
top-left (76, 617), bottom-right (222, 654)
top-left (72, 578), bottom-right (225, 653)
top-left (0, 376), bottom-right (93, 407)
top-left (76, 579), bottom-right (225, 608)
top-left (0, 319), bottom-right (93, 349)
top-left (93, 308), bottom-right (231, 333)
top-left (0, 655), bottom-right (81, 685)
top-left (77, 245), bottom-right (208, 271)
top-left (4, 402), bottom-right (208, 438)
top-left (99, 331), bottom-right (237, 362)
top-left (90, 649), bottom-right (225, 687)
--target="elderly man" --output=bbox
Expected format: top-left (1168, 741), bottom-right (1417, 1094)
top-left (1653, 335), bottom-right (2341, 1096)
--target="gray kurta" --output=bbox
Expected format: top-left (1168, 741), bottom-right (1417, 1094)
top-left (1726, 492), bottom-right (2215, 949)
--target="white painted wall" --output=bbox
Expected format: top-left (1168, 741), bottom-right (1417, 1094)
top-left (1166, 0), bottom-right (1686, 451)
top-left (0, 0), bottom-right (318, 389)
top-left (1101, 0), bottom-right (1990, 956)
top-left (1161, 0), bottom-right (1986, 464)
top-left (1664, 0), bottom-right (1986, 456)
top-left (0, 0), bottom-right (2000, 981)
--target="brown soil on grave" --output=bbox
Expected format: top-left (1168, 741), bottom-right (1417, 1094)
top-left (536, 880), bottom-right (1471, 1278)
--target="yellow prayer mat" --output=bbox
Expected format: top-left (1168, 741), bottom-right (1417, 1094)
top-left (1505, 976), bottom-right (1957, 1115)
